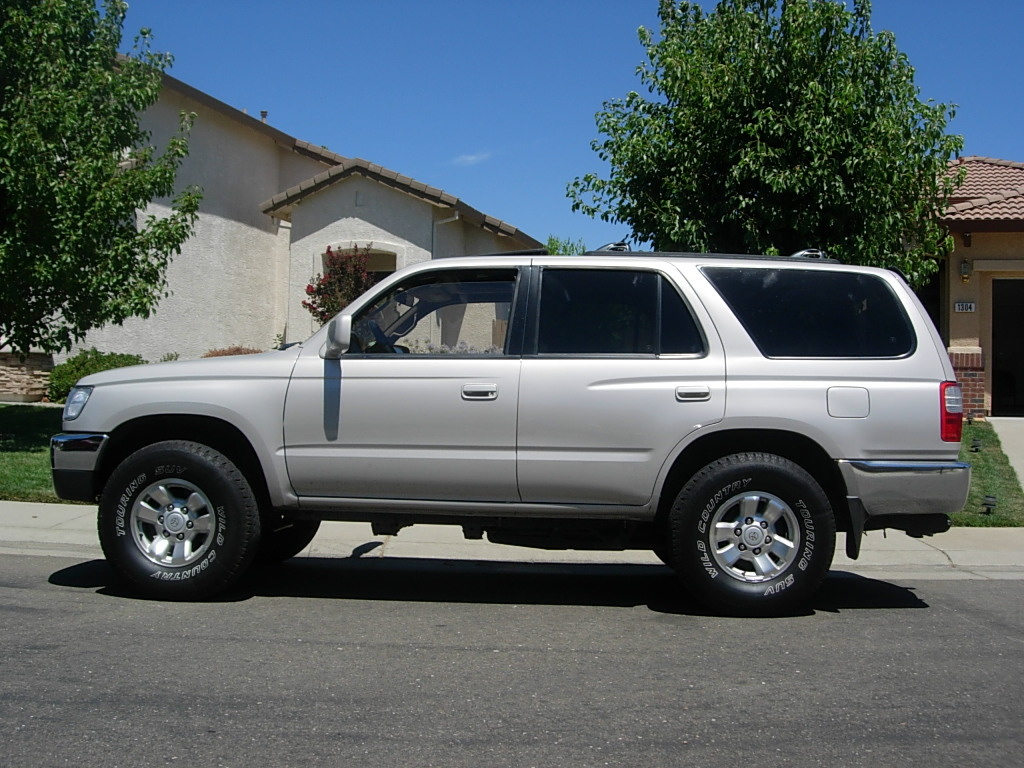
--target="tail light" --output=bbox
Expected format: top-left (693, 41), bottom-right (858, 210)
top-left (940, 381), bottom-right (963, 442)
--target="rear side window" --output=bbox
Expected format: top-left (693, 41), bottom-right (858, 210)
top-left (703, 267), bottom-right (915, 358)
top-left (536, 269), bottom-right (704, 355)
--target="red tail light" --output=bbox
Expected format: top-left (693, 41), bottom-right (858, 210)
top-left (940, 381), bottom-right (963, 442)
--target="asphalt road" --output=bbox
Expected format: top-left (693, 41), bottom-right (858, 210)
top-left (2, 553), bottom-right (1022, 768)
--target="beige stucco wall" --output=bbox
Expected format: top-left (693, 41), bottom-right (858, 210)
top-left (66, 87), bottom-right (325, 361)
top-left (59, 81), bottom-right (535, 358)
top-left (948, 232), bottom-right (1024, 349)
top-left (284, 176), bottom-right (521, 341)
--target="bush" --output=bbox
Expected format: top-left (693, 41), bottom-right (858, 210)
top-left (201, 346), bottom-right (264, 358)
top-left (48, 348), bottom-right (146, 403)
top-left (302, 244), bottom-right (383, 325)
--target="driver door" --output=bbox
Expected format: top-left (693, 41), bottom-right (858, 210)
top-left (283, 267), bottom-right (523, 502)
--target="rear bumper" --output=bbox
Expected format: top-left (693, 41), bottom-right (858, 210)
top-left (50, 432), bottom-right (109, 502)
top-left (838, 459), bottom-right (970, 525)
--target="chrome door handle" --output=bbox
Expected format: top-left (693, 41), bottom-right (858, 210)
top-left (462, 383), bottom-right (498, 401)
top-left (675, 386), bottom-right (711, 402)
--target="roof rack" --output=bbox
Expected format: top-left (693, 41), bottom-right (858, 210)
top-left (462, 247), bottom-right (838, 263)
top-left (588, 241), bottom-right (631, 253)
top-left (468, 248), bottom-right (549, 257)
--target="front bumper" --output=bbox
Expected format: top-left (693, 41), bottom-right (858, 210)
top-left (50, 432), bottom-right (109, 502)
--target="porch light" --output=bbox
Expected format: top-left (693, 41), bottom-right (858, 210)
top-left (960, 259), bottom-right (972, 283)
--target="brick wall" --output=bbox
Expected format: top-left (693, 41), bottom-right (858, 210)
top-left (950, 349), bottom-right (986, 419)
top-left (0, 352), bottom-right (53, 402)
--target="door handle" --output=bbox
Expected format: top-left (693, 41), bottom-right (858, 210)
top-left (675, 385), bottom-right (711, 402)
top-left (462, 383), bottom-right (498, 401)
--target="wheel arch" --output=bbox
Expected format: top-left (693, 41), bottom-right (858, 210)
top-left (97, 415), bottom-right (273, 513)
top-left (657, 429), bottom-right (851, 533)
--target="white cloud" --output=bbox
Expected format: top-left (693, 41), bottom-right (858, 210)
top-left (452, 151), bottom-right (492, 166)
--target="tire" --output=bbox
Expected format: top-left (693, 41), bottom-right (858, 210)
top-left (98, 440), bottom-right (262, 600)
top-left (669, 452), bottom-right (835, 616)
top-left (255, 517), bottom-right (321, 565)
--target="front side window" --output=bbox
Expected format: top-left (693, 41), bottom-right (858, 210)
top-left (703, 267), bottom-right (916, 358)
top-left (351, 268), bottom-right (517, 355)
top-left (536, 269), bottom-right (704, 355)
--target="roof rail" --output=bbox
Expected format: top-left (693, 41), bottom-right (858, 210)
top-left (589, 241), bottom-right (631, 253)
top-left (789, 248), bottom-right (827, 259)
top-left (469, 248), bottom-right (549, 257)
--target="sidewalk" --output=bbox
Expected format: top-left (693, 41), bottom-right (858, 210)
top-left (988, 417), bottom-right (1024, 488)
top-left (3, 499), bottom-right (1023, 580)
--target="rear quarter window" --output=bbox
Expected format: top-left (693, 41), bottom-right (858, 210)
top-left (702, 267), bottom-right (916, 358)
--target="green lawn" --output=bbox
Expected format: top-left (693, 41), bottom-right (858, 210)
top-left (0, 404), bottom-right (64, 503)
top-left (954, 420), bottom-right (1024, 526)
top-left (2, 403), bottom-right (1023, 524)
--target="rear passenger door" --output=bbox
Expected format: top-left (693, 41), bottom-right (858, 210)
top-left (516, 265), bottom-right (725, 506)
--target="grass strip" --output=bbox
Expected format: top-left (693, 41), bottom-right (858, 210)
top-left (2, 404), bottom-right (1023, 524)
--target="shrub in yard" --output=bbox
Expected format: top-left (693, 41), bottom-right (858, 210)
top-left (47, 348), bottom-right (146, 403)
top-left (302, 244), bottom-right (383, 324)
top-left (201, 346), bottom-right (264, 358)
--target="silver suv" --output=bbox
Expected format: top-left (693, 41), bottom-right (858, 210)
top-left (51, 251), bottom-right (970, 615)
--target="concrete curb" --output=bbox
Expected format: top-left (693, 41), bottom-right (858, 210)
top-left (3, 499), bottom-right (1023, 580)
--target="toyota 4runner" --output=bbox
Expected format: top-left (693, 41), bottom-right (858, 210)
top-left (51, 250), bottom-right (970, 615)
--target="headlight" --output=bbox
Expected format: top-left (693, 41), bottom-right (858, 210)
top-left (63, 386), bottom-right (93, 421)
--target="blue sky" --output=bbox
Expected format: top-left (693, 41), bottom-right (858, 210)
top-left (121, 0), bottom-right (1024, 251)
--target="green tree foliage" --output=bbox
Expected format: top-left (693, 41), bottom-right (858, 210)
top-left (568, 0), bottom-right (963, 285)
top-left (546, 235), bottom-right (588, 255)
top-left (0, 0), bottom-right (201, 356)
top-left (302, 245), bottom-right (383, 325)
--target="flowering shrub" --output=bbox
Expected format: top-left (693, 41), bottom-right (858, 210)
top-left (302, 245), bottom-right (382, 325)
top-left (201, 346), bottom-right (264, 357)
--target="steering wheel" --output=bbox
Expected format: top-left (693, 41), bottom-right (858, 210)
top-left (368, 320), bottom-right (395, 353)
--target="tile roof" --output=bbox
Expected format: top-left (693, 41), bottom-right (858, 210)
top-left (159, 73), bottom-right (541, 248)
top-left (943, 156), bottom-right (1024, 225)
top-left (260, 154), bottom-right (543, 246)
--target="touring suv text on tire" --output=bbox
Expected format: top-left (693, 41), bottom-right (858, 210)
top-left (51, 250), bottom-right (970, 615)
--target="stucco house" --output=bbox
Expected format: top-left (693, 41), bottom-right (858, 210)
top-left (931, 157), bottom-right (1024, 418)
top-left (63, 72), bottom-right (541, 365)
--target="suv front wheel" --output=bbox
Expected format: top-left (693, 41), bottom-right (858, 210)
top-left (98, 440), bottom-right (262, 600)
top-left (669, 453), bottom-right (835, 616)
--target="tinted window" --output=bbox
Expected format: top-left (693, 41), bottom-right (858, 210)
top-left (703, 267), bottom-right (915, 358)
top-left (537, 269), bottom-right (703, 355)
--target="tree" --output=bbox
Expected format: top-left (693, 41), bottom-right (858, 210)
top-left (568, 0), bottom-right (963, 285)
top-left (302, 245), bottom-right (383, 325)
top-left (0, 0), bottom-right (201, 357)
top-left (545, 235), bottom-right (588, 255)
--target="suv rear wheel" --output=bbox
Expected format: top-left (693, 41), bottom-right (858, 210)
top-left (98, 440), bottom-right (261, 600)
top-left (669, 452), bottom-right (835, 616)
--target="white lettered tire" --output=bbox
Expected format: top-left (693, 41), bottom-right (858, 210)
top-left (670, 453), bottom-right (835, 616)
top-left (98, 440), bottom-right (262, 600)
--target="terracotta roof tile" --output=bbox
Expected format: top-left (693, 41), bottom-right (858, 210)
top-left (942, 156), bottom-right (1024, 224)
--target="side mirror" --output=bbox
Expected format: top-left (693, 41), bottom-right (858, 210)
top-left (322, 315), bottom-right (351, 359)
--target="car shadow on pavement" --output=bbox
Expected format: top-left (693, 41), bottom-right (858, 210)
top-left (49, 556), bottom-right (928, 615)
